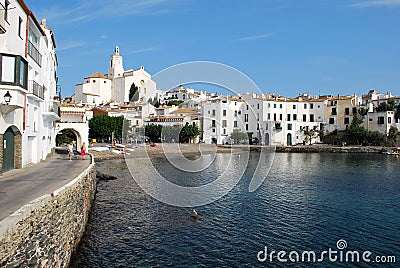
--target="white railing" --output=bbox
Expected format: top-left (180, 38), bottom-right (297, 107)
top-left (28, 41), bottom-right (42, 66)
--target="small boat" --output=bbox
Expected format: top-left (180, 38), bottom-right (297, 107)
top-left (191, 209), bottom-right (199, 219)
top-left (383, 150), bottom-right (400, 155)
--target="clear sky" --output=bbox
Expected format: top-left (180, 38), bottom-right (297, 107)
top-left (24, 0), bottom-right (400, 98)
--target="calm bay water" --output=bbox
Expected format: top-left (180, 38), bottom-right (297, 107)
top-left (70, 153), bottom-right (400, 267)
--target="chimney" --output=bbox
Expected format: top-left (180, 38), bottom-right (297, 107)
top-left (41, 19), bottom-right (47, 27)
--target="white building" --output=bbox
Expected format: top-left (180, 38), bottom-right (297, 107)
top-left (0, 0), bottom-right (59, 173)
top-left (237, 93), bottom-right (325, 146)
top-left (73, 46), bottom-right (158, 105)
top-left (202, 96), bottom-right (246, 144)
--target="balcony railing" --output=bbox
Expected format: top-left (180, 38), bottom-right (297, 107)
top-left (44, 100), bottom-right (60, 116)
top-left (29, 80), bottom-right (44, 99)
top-left (28, 41), bottom-right (42, 66)
top-left (0, 3), bottom-right (6, 34)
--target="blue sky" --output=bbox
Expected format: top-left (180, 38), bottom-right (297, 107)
top-left (25, 0), bottom-right (400, 98)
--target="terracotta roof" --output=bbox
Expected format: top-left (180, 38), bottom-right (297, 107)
top-left (170, 108), bottom-right (198, 114)
top-left (86, 72), bottom-right (108, 79)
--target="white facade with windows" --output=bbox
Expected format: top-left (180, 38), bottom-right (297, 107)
top-left (0, 0), bottom-right (59, 172)
top-left (202, 96), bottom-right (245, 144)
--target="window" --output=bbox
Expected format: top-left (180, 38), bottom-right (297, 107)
top-left (344, 117), bottom-right (350, 125)
top-left (212, 120), bottom-right (216, 127)
top-left (293, 105), bottom-right (296, 109)
top-left (257, 113), bottom-right (260, 121)
top-left (303, 114), bottom-right (307, 122)
top-left (183, 94), bottom-right (185, 99)
top-left (352, 107), bottom-right (357, 115)
top-left (246, 105), bottom-right (249, 110)
top-left (332, 108), bottom-right (337, 115)
top-left (329, 118), bottom-right (335, 124)
top-left (388, 117), bottom-right (392, 124)
top-left (257, 103), bottom-right (260, 109)
top-left (268, 103), bottom-right (271, 108)
top-left (223, 110), bottom-right (226, 116)
top-left (288, 123), bottom-right (292, 130)
top-left (293, 114), bottom-right (297, 121)
top-left (234, 121), bottom-right (238, 128)
top-left (234, 110), bottom-right (237, 116)
top-left (280, 104), bottom-right (283, 109)
top-left (212, 129), bottom-right (216, 133)
top-left (279, 114), bottom-right (283, 121)
top-left (267, 113), bottom-right (270, 120)
top-left (245, 114), bottom-right (249, 122)
top-left (304, 104), bottom-right (307, 109)
top-left (310, 104), bottom-right (314, 109)
top-left (274, 104), bottom-right (277, 108)
top-left (300, 126), bottom-right (303, 131)
top-left (212, 110), bottom-right (215, 116)
top-left (274, 113), bottom-right (277, 121)
top-left (223, 129), bottom-right (226, 135)
top-left (0, 54), bottom-right (28, 89)
top-left (310, 114), bottom-right (314, 122)
top-left (378, 117), bottom-right (384, 124)
top-left (93, 80), bottom-right (96, 83)
top-left (18, 17), bottom-right (23, 38)
top-left (287, 114), bottom-right (291, 121)
top-left (246, 124), bottom-right (249, 131)
top-left (1, 55), bottom-right (15, 82)
top-left (345, 108), bottom-right (350, 115)
top-left (222, 120), bottom-right (227, 127)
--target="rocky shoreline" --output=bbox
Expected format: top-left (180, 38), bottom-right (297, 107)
top-left (88, 143), bottom-right (395, 161)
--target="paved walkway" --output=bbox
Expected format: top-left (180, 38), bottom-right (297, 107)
top-left (0, 150), bottom-right (91, 221)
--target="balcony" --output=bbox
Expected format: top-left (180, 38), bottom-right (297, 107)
top-left (42, 100), bottom-right (61, 121)
top-left (0, 3), bottom-right (6, 34)
top-left (28, 41), bottom-right (42, 66)
top-left (28, 80), bottom-right (44, 100)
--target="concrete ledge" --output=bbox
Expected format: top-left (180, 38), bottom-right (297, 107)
top-left (0, 154), bottom-right (96, 267)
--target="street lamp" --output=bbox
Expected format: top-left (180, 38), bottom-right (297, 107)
top-left (4, 91), bottom-right (12, 105)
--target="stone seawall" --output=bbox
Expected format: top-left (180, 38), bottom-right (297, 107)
top-left (217, 144), bottom-right (388, 154)
top-left (0, 156), bottom-right (96, 268)
top-left (275, 145), bottom-right (386, 153)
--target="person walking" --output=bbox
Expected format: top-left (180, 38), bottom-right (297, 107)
top-left (67, 143), bottom-right (73, 161)
top-left (81, 142), bottom-right (87, 160)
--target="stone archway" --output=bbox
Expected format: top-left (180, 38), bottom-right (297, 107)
top-left (55, 123), bottom-right (88, 153)
top-left (1, 126), bottom-right (22, 173)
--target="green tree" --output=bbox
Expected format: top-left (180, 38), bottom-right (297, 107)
top-left (166, 100), bottom-right (184, 106)
top-left (303, 126), bottom-right (319, 145)
top-left (145, 124), bottom-right (162, 142)
top-left (129, 83), bottom-right (139, 102)
top-left (89, 115), bottom-right (124, 141)
top-left (395, 105), bottom-right (400, 121)
top-left (365, 131), bottom-right (386, 146)
top-left (230, 130), bottom-right (248, 144)
top-left (179, 123), bottom-right (201, 143)
top-left (346, 113), bottom-right (367, 145)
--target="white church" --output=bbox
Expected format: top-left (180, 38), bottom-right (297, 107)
top-left (73, 46), bottom-right (157, 105)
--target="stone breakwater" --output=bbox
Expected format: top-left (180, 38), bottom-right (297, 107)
top-left (0, 157), bottom-right (96, 268)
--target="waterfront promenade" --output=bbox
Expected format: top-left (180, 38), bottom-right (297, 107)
top-left (0, 151), bottom-right (90, 221)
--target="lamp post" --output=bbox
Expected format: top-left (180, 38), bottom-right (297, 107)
top-left (4, 91), bottom-right (12, 105)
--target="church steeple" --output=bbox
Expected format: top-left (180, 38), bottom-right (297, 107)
top-left (108, 46), bottom-right (124, 79)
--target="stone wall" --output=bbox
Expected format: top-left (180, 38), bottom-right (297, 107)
top-left (14, 134), bottom-right (22, 169)
top-left (0, 157), bottom-right (96, 268)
